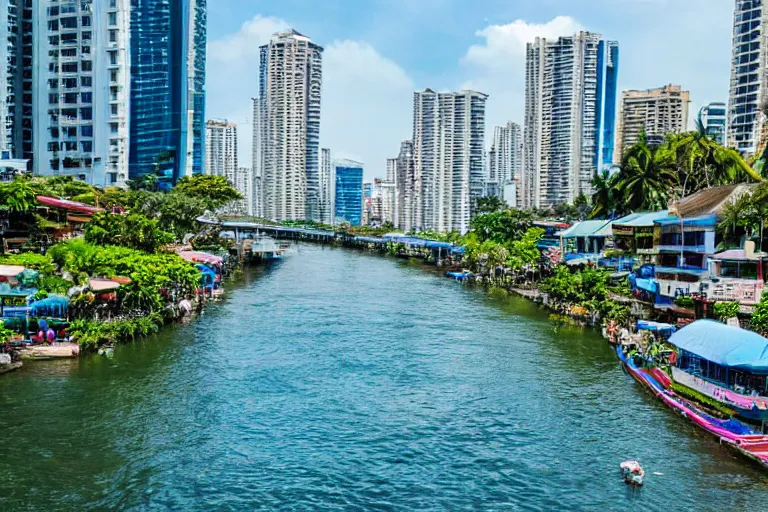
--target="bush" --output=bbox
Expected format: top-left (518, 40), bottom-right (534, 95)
top-left (674, 296), bottom-right (695, 308)
top-left (70, 314), bottom-right (164, 351)
top-left (713, 301), bottom-right (740, 322)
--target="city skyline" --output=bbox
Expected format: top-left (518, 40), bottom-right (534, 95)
top-left (206, 1), bottom-right (734, 180)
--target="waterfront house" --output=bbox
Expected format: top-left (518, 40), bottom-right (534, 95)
top-left (558, 220), bottom-right (614, 265)
top-left (669, 320), bottom-right (768, 424)
top-left (611, 211), bottom-right (669, 263)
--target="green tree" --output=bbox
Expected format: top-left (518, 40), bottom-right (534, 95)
top-left (590, 169), bottom-right (619, 218)
top-left (0, 178), bottom-right (37, 212)
top-left (85, 212), bottom-right (174, 253)
top-left (475, 196), bottom-right (507, 215)
top-left (614, 133), bottom-right (677, 212)
top-left (470, 209), bottom-right (534, 244)
top-left (174, 175), bottom-right (242, 209)
top-left (507, 227), bottom-right (544, 271)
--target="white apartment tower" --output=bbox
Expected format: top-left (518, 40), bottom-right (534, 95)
top-left (523, 32), bottom-right (618, 209)
top-left (395, 139), bottom-right (415, 232)
top-left (318, 148), bottom-right (332, 224)
top-left (251, 96), bottom-right (262, 218)
top-left (33, 0), bottom-right (131, 186)
top-left (489, 121), bottom-right (522, 207)
top-left (614, 85), bottom-right (690, 163)
top-left (1, 0), bottom-right (33, 168)
top-left (728, 0), bottom-right (768, 156)
top-left (258, 29), bottom-right (323, 222)
top-left (412, 89), bottom-right (488, 233)
top-left (205, 119), bottom-right (238, 179)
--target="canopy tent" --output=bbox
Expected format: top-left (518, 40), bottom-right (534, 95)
top-left (36, 196), bottom-right (104, 215)
top-left (669, 320), bottom-right (768, 372)
top-left (0, 265), bottom-right (25, 278)
top-left (89, 278), bottom-right (122, 292)
top-left (558, 220), bottom-right (612, 238)
top-left (637, 320), bottom-right (676, 335)
top-left (179, 251), bottom-right (223, 266)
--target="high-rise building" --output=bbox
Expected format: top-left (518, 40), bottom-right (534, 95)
top-left (488, 121), bottom-right (523, 207)
top-left (412, 89), bottom-right (487, 233)
top-left (699, 102), bottom-right (727, 144)
top-left (614, 84), bottom-right (690, 163)
top-left (0, 0), bottom-right (33, 170)
top-left (318, 148), bottom-right (332, 224)
top-left (33, 0), bottom-right (131, 186)
top-left (226, 167), bottom-right (252, 216)
top-left (129, 0), bottom-right (207, 186)
top-left (251, 97), bottom-right (261, 218)
top-left (728, 0), bottom-right (768, 156)
top-left (258, 29), bottom-right (323, 222)
top-left (395, 140), bottom-right (415, 232)
top-left (205, 119), bottom-right (237, 179)
top-left (333, 159), bottom-right (363, 226)
top-left (523, 32), bottom-right (619, 209)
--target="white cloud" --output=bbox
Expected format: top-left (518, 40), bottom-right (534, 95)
top-left (206, 16), bottom-right (289, 167)
top-left (321, 40), bottom-right (414, 176)
top-left (460, 16), bottom-right (584, 134)
top-left (207, 16), bottom-right (413, 179)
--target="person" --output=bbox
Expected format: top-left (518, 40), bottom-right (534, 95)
top-left (38, 318), bottom-right (47, 336)
top-left (46, 327), bottom-right (56, 344)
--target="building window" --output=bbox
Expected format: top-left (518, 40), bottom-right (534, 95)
top-left (81, 92), bottom-right (92, 103)
top-left (81, 126), bottom-right (93, 137)
top-left (81, 141), bottom-right (93, 153)
top-left (48, 93), bottom-right (58, 105)
top-left (108, 12), bottom-right (117, 25)
top-left (81, 76), bottom-right (92, 87)
top-left (109, 30), bottom-right (117, 43)
top-left (80, 108), bottom-right (92, 120)
top-left (81, 16), bottom-right (91, 27)
top-left (111, 104), bottom-right (118, 116)
top-left (60, 17), bottom-right (77, 29)
top-left (81, 60), bottom-right (92, 72)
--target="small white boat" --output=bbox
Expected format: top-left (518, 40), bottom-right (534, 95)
top-left (620, 460), bottom-right (644, 486)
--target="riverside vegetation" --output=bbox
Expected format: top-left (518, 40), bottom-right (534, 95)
top-left (0, 174), bottom-right (242, 352)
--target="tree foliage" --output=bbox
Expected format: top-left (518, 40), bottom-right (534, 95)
top-left (475, 195), bottom-right (508, 215)
top-left (85, 212), bottom-right (174, 253)
top-left (470, 209), bottom-right (534, 244)
top-left (174, 175), bottom-right (242, 209)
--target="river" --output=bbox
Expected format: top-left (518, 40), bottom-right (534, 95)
top-left (1, 244), bottom-right (767, 511)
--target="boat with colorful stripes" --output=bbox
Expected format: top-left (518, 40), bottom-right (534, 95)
top-left (618, 321), bottom-right (768, 469)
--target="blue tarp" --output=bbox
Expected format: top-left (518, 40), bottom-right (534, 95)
top-left (29, 295), bottom-right (69, 318)
top-left (637, 320), bottom-right (675, 334)
top-left (634, 277), bottom-right (657, 293)
top-left (669, 320), bottom-right (768, 373)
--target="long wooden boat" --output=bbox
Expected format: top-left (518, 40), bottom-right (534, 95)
top-left (617, 347), bottom-right (768, 469)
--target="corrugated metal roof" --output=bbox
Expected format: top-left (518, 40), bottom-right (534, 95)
top-left (559, 220), bottom-right (612, 238)
top-left (614, 211), bottom-right (669, 227)
top-left (675, 184), bottom-right (759, 217)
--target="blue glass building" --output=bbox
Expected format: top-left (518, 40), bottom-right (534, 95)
top-left (596, 40), bottom-right (619, 171)
top-left (334, 160), bottom-right (363, 226)
top-left (129, 0), bottom-right (206, 186)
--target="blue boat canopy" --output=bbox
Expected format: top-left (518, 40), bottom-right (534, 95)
top-left (669, 320), bottom-right (768, 373)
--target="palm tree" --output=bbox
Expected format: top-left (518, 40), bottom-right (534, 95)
top-left (717, 193), bottom-right (759, 248)
top-left (615, 133), bottom-right (677, 212)
top-left (589, 169), bottom-right (618, 219)
top-left (665, 126), bottom-right (761, 196)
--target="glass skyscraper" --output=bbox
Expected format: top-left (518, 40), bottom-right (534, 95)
top-left (333, 160), bottom-right (363, 226)
top-left (597, 41), bottom-right (619, 170)
top-left (129, 0), bottom-right (206, 186)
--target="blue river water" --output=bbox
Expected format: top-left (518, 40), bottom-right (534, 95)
top-left (1, 244), bottom-right (768, 511)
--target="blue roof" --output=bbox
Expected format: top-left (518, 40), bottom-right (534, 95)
top-left (669, 320), bottom-right (768, 373)
top-left (654, 214), bottom-right (717, 227)
top-left (558, 220), bottom-right (612, 238)
top-left (613, 211), bottom-right (669, 228)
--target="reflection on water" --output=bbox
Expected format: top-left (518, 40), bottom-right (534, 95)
top-left (1, 244), bottom-right (767, 511)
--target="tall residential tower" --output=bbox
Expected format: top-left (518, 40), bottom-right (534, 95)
top-left (522, 32), bottom-right (619, 209)
top-left (33, 0), bottom-right (131, 186)
top-left (258, 29), bottom-right (323, 222)
top-left (488, 121), bottom-right (522, 207)
top-left (412, 89), bottom-right (487, 233)
top-left (728, 0), bottom-right (768, 156)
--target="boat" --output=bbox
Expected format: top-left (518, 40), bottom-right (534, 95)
top-left (619, 460), bottom-right (644, 486)
top-left (446, 270), bottom-right (473, 282)
top-left (617, 323), bottom-right (768, 470)
top-left (244, 236), bottom-right (286, 262)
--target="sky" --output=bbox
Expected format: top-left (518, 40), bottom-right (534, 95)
top-left (206, 0), bottom-right (734, 180)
